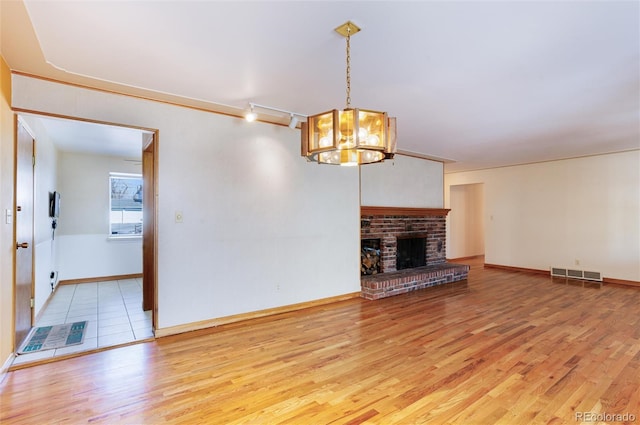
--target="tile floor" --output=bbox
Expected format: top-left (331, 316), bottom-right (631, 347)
top-left (12, 278), bottom-right (153, 366)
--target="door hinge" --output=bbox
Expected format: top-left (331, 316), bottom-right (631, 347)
top-left (30, 298), bottom-right (34, 308)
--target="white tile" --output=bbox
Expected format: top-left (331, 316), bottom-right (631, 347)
top-left (99, 299), bottom-right (126, 308)
top-left (98, 294), bottom-right (120, 300)
top-left (118, 283), bottom-right (139, 291)
top-left (133, 327), bottom-right (154, 340)
top-left (71, 297), bottom-right (98, 305)
top-left (44, 295), bottom-right (69, 303)
top-left (73, 287), bottom-right (97, 294)
top-left (98, 331), bottom-right (134, 347)
top-left (12, 349), bottom-right (56, 365)
top-left (99, 309), bottom-right (128, 320)
top-left (56, 284), bottom-right (77, 292)
top-left (130, 318), bottom-right (152, 331)
top-left (31, 275), bottom-right (149, 360)
top-left (125, 303), bottom-right (143, 312)
top-left (43, 304), bottom-right (69, 314)
top-left (67, 307), bottom-right (98, 317)
top-left (68, 301), bottom-right (97, 309)
top-left (127, 312), bottom-right (150, 323)
top-left (65, 315), bottom-right (97, 324)
top-left (37, 314), bottom-right (68, 326)
top-left (99, 299), bottom-right (124, 307)
top-left (98, 315), bottom-right (130, 328)
top-left (99, 322), bottom-right (133, 336)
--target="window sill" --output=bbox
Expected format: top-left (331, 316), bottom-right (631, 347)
top-left (108, 235), bottom-right (142, 241)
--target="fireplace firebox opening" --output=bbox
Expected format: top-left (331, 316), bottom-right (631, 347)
top-left (396, 237), bottom-right (426, 270)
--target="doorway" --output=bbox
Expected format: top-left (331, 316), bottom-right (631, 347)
top-left (13, 113), bottom-right (158, 361)
top-left (448, 183), bottom-right (485, 260)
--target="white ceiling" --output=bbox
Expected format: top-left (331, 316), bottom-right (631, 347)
top-left (2, 1), bottom-right (638, 172)
top-left (21, 114), bottom-right (148, 159)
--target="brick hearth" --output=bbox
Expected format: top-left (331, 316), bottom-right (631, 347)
top-left (361, 263), bottom-right (470, 300)
top-left (360, 206), bottom-right (469, 300)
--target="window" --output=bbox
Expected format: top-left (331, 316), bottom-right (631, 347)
top-left (110, 173), bottom-right (143, 236)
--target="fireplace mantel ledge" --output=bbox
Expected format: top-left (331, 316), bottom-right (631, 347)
top-left (361, 206), bottom-right (451, 217)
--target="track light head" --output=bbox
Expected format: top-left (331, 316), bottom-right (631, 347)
top-left (288, 114), bottom-right (299, 129)
top-left (243, 103), bottom-right (306, 128)
top-left (245, 104), bottom-right (257, 122)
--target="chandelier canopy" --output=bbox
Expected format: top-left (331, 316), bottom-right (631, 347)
top-left (301, 21), bottom-right (397, 166)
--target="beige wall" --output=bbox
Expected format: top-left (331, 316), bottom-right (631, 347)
top-left (0, 55), bottom-right (15, 372)
top-left (360, 154), bottom-right (443, 208)
top-left (445, 151), bottom-right (640, 282)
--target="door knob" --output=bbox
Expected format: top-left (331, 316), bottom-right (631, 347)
top-left (16, 242), bottom-right (29, 249)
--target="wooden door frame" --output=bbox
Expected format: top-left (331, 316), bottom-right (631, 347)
top-left (142, 131), bottom-right (158, 329)
top-left (13, 111), bottom-right (159, 336)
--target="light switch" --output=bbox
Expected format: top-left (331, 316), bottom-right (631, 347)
top-left (175, 211), bottom-right (183, 223)
top-left (5, 209), bottom-right (12, 224)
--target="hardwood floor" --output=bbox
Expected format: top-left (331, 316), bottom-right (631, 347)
top-left (1, 259), bottom-right (639, 424)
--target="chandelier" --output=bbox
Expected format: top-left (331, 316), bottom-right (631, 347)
top-left (301, 21), bottom-right (397, 166)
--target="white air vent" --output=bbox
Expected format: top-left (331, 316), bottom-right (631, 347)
top-left (583, 271), bottom-right (602, 281)
top-left (567, 269), bottom-right (583, 279)
top-left (550, 267), bottom-right (602, 282)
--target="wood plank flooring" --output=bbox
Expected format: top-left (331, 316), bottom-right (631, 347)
top-left (1, 259), bottom-right (639, 424)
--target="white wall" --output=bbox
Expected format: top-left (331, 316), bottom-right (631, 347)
top-left (360, 154), bottom-right (443, 207)
top-left (445, 151), bottom-right (640, 281)
top-left (12, 74), bottom-right (362, 330)
top-left (55, 151), bottom-right (142, 280)
top-left (18, 115), bottom-right (59, 317)
top-left (56, 234), bottom-right (142, 280)
top-left (447, 183), bottom-right (484, 259)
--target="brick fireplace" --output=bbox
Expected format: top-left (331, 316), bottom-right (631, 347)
top-left (360, 206), bottom-right (469, 300)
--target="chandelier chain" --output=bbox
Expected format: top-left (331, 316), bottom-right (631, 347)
top-left (346, 26), bottom-right (351, 108)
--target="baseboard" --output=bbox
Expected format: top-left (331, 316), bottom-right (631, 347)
top-left (447, 255), bottom-right (484, 262)
top-left (484, 263), bottom-right (640, 288)
top-left (603, 277), bottom-right (640, 288)
top-left (59, 273), bottom-right (143, 285)
top-left (155, 292), bottom-right (361, 338)
top-left (0, 353), bottom-right (16, 384)
top-left (484, 263), bottom-right (548, 275)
